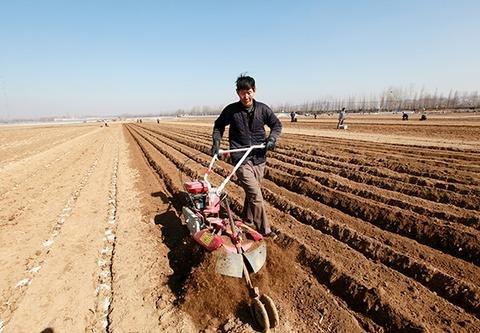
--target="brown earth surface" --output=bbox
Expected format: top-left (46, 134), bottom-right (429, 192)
top-left (0, 112), bottom-right (479, 332)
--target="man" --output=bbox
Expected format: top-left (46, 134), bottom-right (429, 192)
top-left (211, 74), bottom-right (282, 236)
top-left (290, 111), bottom-right (297, 122)
top-left (337, 107), bottom-right (346, 129)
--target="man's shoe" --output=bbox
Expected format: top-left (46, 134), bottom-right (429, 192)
top-left (243, 220), bottom-right (256, 229)
top-left (263, 232), bottom-right (278, 241)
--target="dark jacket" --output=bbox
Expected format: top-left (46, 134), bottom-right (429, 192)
top-left (213, 100), bottom-right (282, 165)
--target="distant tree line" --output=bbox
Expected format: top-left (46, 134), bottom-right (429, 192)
top-left (274, 88), bottom-right (480, 114)
top-left (178, 88), bottom-right (480, 116)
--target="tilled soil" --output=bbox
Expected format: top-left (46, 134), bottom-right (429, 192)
top-left (125, 114), bottom-right (480, 333)
top-left (0, 114), bottom-right (479, 332)
top-left (0, 123), bottom-right (195, 332)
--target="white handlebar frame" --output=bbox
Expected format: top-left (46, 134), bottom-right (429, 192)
top-left (204, 144), bottom-right (266, 196)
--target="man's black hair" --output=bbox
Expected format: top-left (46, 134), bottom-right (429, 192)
top-left (236, 74), bottom-right (255, 91)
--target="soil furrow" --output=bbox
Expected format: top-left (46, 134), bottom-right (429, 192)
top-left (145, 125), bottom-right (480, 207)
top-left (126, 125), bottom-right (372, 331)
top-left (129, 124), bottom-right (480, 332)
top-left (265, 167), bottom-right (480, 265)
top-left (145, 126), bottom-right (479, 228)
top-left (139, 125), bottom-right (480, 264)
top-left (260, 182), bottom-right (480, 316)
top-left (138, 125), bottom-right (480, 316)
top-left (267, 157), bottom-right (479, 229)
top-left (273, 149), bottom-right (480, 209)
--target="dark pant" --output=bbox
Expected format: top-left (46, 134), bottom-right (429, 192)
top-left (235, 160), bottom-right (270, 235)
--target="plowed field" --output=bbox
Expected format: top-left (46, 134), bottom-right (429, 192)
top-left (1, 114), bottom-right (479, 332)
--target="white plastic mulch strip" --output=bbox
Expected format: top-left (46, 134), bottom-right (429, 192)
top-left (14, 279), bottom-right (31, 288)
top-left (94, 157), bottom-right (119, 332)
top-left (29, 266), bottom-right (41, 274)
top-left (42, 239), bottom-right (54, 247)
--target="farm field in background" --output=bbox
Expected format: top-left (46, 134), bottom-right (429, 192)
top-left (0, 112), bottom-right (479, 332)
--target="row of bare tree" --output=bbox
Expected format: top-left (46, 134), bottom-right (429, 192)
top-left (178, 88), bottom-right (480, 116)
top-left (274, 88), bottom-right (480, 114)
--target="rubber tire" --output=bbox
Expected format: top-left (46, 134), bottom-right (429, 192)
top-left (252, 298), bottom-right (270, 331)
top-left (261, 294), bottom-right (279, 328)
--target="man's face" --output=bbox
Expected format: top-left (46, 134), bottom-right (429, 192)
top-left (237, 88), bottom-right (255, 108)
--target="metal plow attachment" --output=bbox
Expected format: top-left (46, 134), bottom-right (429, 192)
top-left (243, 241), bottom-right (267, 273)
top-left (215, 241), bottom-right (267, 278)
top-left (216, 251), bottom-right (243, 278)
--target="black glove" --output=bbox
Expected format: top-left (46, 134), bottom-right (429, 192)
top-left (265, 137), bottom-right (276, 151)
top-left (211, 139), bottom-right (220, 156)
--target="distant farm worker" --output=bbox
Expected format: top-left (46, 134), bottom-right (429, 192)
top-left (290, 111), bottom-right (297, 122)
top-left (337, 107), bottom-right (347, 129)
top-left (211, 74), bottom-right (282, 236)
top-left (420, 109), bottom-right (427, 121)
top-left (402, 111), bottom-right (409, 121)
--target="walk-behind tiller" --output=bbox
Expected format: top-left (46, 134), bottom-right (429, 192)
top-left (181, 144), bottom-right (279, 331)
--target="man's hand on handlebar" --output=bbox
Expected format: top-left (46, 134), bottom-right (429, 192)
top-left (265, 137), bottom-right (276, 151)
top-left (211, 139), bottom-right (220, 156)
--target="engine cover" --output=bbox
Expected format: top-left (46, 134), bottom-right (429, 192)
top-left (182, 206), bottom-right (203, 235)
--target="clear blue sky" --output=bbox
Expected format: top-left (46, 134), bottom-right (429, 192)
top-left (0, 0), bottom-right (479, 118)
